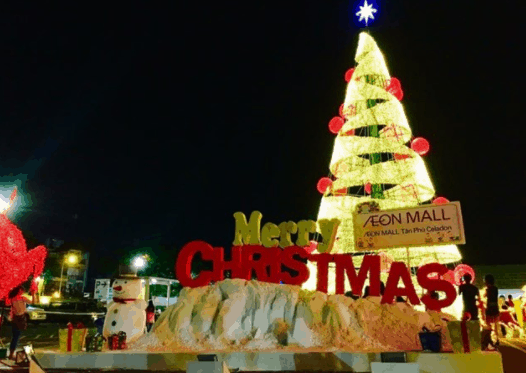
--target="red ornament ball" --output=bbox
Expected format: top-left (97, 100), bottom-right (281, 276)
top-left (305, 241), bottom-right (318, 254)
top-left (317, 177), bottom-right (333, 194)
top-left (387, 77), bottom-right (400, 90)
top-left (432, 197), bottom-right (449, 205)
top-left (344, 68), bottom-right (355, 82)
top-left (364, 183), bottom-right (372, 195)
top-left (328, 116), bottom-right (345, 134)
top-left (411, 137), bottom-right (430, 155)
top-left (386, 77), bottom-right (404, 100)
top-left (442, 270), bottom-right (456, 285)
top-left (454, 264), bottom-right (475, 286)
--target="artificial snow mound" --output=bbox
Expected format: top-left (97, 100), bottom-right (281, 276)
top-left (132, 279), bottom-right (454, 352)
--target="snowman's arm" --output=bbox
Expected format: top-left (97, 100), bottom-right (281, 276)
top-left (102, 303), bottom-right (116, 325)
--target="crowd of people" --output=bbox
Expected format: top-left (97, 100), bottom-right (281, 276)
top-left (459, 273), bottom-right (526, 349)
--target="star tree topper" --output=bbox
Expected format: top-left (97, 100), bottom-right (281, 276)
top-left (356, 0), bottom-right (378, 26)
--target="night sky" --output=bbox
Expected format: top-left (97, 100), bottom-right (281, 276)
top-left (1, 3), bottom-right (523, 279)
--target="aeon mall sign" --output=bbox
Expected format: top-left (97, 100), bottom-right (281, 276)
top-left (353, 202), bottom-right (465, 250)
top-left (175, 211), bottom-right (458, 310)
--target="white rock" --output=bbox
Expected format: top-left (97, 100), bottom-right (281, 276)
top-left (136, 279), bottom-right (456, 352)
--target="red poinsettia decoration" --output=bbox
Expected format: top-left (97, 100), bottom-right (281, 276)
top-left (0, 214), bottom-right (47, 300)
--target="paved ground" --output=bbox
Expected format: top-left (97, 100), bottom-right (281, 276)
top-left (499, 339), bottom-right (526, 373)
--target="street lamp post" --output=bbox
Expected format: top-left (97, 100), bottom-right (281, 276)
top-left (58, 252), bottom-right (78, 296)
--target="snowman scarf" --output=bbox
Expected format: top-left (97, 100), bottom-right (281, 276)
top-left (113, 297), bottom-right (137, 303)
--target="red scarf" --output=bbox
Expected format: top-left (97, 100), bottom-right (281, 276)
top-left (113, 298), bottom-right (136, 304)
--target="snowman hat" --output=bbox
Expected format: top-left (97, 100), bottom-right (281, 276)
top-left (117, 264), bottom-right (139, 278)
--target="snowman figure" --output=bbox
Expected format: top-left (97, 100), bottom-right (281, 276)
top-left (103, 275), bottom-right (148, 343)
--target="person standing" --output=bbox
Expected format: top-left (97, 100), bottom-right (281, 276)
top-left (506, 295), bottom-right (514, 308)
top-left (458, 274), bottom-right (480, 320)
top-left (7, 286), bottom-right (31, 360)
top-left (484, 274), bottom-right (500, 342)
top-left (499, 304), bottom-right (520, 336)
top-left (145, 300), bottom-right (156, 332)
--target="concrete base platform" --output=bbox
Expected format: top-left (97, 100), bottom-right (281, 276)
top-left (35, 350), bottom-right (503, 373)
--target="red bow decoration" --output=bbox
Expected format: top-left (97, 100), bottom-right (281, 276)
top-left (67, 323), bottom-right (74, 352)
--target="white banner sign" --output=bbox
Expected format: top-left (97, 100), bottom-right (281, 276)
top-left (353, 202), bottom-right (465, 250)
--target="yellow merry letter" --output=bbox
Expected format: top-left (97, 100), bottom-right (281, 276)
top-left (233, 211), bottom-right (262, 246)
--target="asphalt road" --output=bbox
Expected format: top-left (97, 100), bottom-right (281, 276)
top-left (0, 322), bottom-right (62, 350)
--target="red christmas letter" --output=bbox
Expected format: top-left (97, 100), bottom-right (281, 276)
top-left (280, 246), bottom-right (310, 285)
top-left (175, 241), bottom-right (214, 288)
top-left (417, 262), bottom-right (457, 309)
top-left (335, 254), bottom-right (380, 296)
top-left (241, 245), bottom-right (273, 281)
top-left (382, 262), bottom-right (420, 305)
top-left (262, 247), bottom-right (282, 284)
top-left (308, 253), bottom-right (334, 293)
top-left (212, 246), bottom-right (245, 281)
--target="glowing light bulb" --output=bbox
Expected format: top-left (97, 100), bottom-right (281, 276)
top-left (67, 254), bottom-right (78, 265)
top-left (133, 256), bottom-right (147, 269)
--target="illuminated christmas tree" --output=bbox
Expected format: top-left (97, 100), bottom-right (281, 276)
top-left (304, 32), bottom-right (462, 293)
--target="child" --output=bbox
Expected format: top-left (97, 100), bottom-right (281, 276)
top-left (506, 294), bottom-right (515, 308)
top-left (499, 304), bottom-right (520, 328)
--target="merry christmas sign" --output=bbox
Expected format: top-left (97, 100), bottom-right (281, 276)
top-left (175, 211), bottom-right (459, 310)
top-left (353, 202), bottom-right (465, 250)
